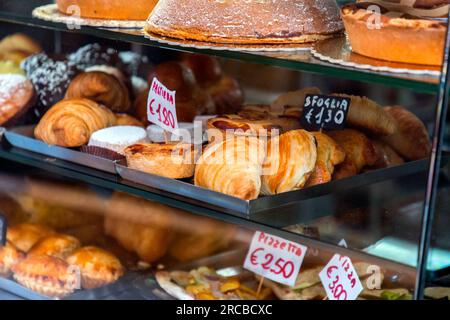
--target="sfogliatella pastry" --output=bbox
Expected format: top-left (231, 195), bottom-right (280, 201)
top-left (305, 132), bottom-right (346, 187)
top-left (261, 130), bottom-right (317, 195)
top-left (327, 129), bottom-right (378, 180)
top-left (7, 223), bottom-right (55, 253)
top-left (381, 106), bottom-right (431, 160)
top-left (195, 136), bottom-right (266, 200)
top-left (124, 143), bottom-right (198, 179)
top-left (88, 126), bottom-right (147, 155)
top-left (0, 74), bottom-right (35, 126)
top-left (146, 0), bottom-right (343, 44)
top-left (0, 242), bottom-right (25, 277)
top-left (341, 2), bottom-right (446, 65)
top-left (66, 246), bottom-right (124, 289)
top-left (28, 234), bottom-right (81, 260)
top-left (66, 71), bottom-right (131, 113)
top-left (12, 255), bottom-right (78, 298)
top-left (34, 99), bottom-right (116, 147)
top-left (56, 0), bottom-right (159, 20)
top-left (115, 113), bottom-right (145, 127)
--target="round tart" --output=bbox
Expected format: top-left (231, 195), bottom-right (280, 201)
top-left (7, 223), bottom-right (55, 253)
top-left (0, 74), bottom-right (35, 127)
top-left (28, 234), bottom-right (81, 260)
top-left (124, 142), bottom-right (198, 179)
top-left (12, 255), bottom-right (78, 298)
top-left (88, 126), bottom-right (147, 155)
top-left (56, 0), bottom-right (159, 21)
top-left (341, 2), bottom-right (447, 65)
top-left (66, 246), bottom-right (124, 289)
top-left (146, 0), bottom-right (343, 44)
top-left (0, 241), bottom-right (25, 277)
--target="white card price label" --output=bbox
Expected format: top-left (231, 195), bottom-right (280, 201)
top-left (147, 77), bottom-right (179, 133)
top-left (244, 231), bottom-right (307, 287)
top-left (319, 254), bottom-right (363, 300)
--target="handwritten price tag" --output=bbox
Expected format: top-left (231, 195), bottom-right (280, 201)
top-left (244, 231), bottom-right (307, 287)
top-left (300, 94), bottom-right (350, 131)
top-left (319, 254), bottom-right (363, 300)
top-left (147, 77), bottom-right (179, 133)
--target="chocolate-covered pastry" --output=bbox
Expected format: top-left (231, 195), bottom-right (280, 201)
top-left (68, 43), bottom-right (122, 71)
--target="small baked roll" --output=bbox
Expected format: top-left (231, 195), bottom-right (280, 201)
top-left (206, 116), bottom-right (282, 144)
top-left (114, 113), bottom-right (145, 127)
top-left (28, 234), bottom-right (81, 260)
top-left (124, 143), bottom-right (197, 179)
top-left (261, 130), bottom-right (317, 195)
top-left (66, 246), bottom-right (124, 289)
top-left (0, 242), bottom-right (25, 277)
top-left (332, 94), bottom-right (397, 136)
top-left (272, 87), bottom-right (322, 114)
top-left (368, 139), bottom-right (405, 170)
top-left (195, 136), bottom-right (266, 200)
top-left (7, 223), bottom-right (55, 253)
top-left (327, 129), bottom-right (378, 180)
top-left (66, 71), bottom-right (131, 112)
top-left (12, 255), bottom-right (78, 298)
top-left (381, 106), bottom-right (431, 160)
top-left (0, 74), bottom-right (35, 126)
top-left (34, 98), bottom-right (116, 147)
top-left (305, 132), bottom-right (346, 187)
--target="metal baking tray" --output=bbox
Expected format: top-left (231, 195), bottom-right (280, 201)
top-left (116, 156), bottom-right (439, 216)
top-left (3, 126), bottom-right (118, 174)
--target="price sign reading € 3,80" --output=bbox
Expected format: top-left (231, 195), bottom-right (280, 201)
top-left (244, 231), bottom-right (308, 287)
top-left (319, 254), bottom-right (363, 300)
top-left (147, 77), bottom-right (179, 133)
top-left (300, 94), bottom-right (351, 131)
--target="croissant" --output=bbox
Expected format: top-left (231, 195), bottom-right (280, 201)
top-left (195, 136), bottom-right (266, 200)
top-left (305, 132), bottom-right (346, 187)
top-left (65, 71), bottom-right (131, 112)
top-left (261, 130), bottom-right (317, 195)
top-left (327, 129), bottom-right (378, 180)
top-left (34, 98), bottom-right (116, 147)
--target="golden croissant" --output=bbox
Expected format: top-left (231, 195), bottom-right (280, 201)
top-left (261, 130), bottom-right (317, 195)
top-left (65, 71), bottom-right (131, 112)
top-left (34, 98), bottom-right (116, 147)
top-left (195, 136), bottom-right (266, 200)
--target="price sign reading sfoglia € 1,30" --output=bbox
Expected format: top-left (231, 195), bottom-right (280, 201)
top-left (244, 231), bottom-right (308, 287)
top-left (300, 94), bottom-right (350, 131)
top-left (147, 77), bottom-right (179, 133)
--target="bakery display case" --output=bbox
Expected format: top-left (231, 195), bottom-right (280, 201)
top-left (0, 0), bottom-right (449, 300)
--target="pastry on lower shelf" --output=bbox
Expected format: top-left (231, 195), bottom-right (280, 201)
top-left (7, 223), bottom-right (55, 253)
top-left (261, 130), bottom-right (317, 195)
top-left (66, 71), bottom-right (131, 113)
top-left (114, 113), bottom-right (145, 127)
top-left (34, 99), bottom-right (116, 147)
top-left (238, 105), bottom-right (302, 133)
top-left (272, 87), bottom-right (322, 115)
top-left (67, 43), bottom-right (122, 71)
top-left (381, 106), bottom-right (431, 160)
top-left (124, 143), bottom-right (198, 179)
top-left (195, 136), bottom-right (266, 200)
top-left (206, 76), bottom-right (244, 115)
top-left (367, 139), bottom-right (405, 170)
top-left (0, 74), bottom-right (35, 127)
top-left (56, 0), bottom-right (159, 20)
top-left (146, 0), bottom-right (343, 44)
top-left (0, 242), bottom-right (25, 277)
top-left (341, 2), bottom-right (446, 65)
top-left (28, 234), bottom-right (81, 260)
top-left (156, 267), bottom-right (272, 300)
top-left (12, 255), bottom-right (78, 298)
top-left (66, 246), bottom-right (124, 289)
top-left (327, 129), bottom-right (378, 180)
top-left (88, 126), bottom-right (147, 155)
top-left (305, 132), bottom-right (346, 187)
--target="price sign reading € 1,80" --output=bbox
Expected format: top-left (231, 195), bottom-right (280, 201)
top-left (300, 94), bottom-right (351, 131)
top-left (147, 77), bottom-right (179, 133)
top-left (319, 254), bottom-right (363, 300)
top-left (244, 231), bottom-right (307, 287)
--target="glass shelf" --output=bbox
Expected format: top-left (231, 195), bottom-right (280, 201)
top-left (0, 0), bottom-right (443, 94)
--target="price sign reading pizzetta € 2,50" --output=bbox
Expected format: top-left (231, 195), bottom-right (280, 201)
top-left (147, 77), bottom-right (179, 133)
top-left (244, 231), bottom-right (308, 287)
